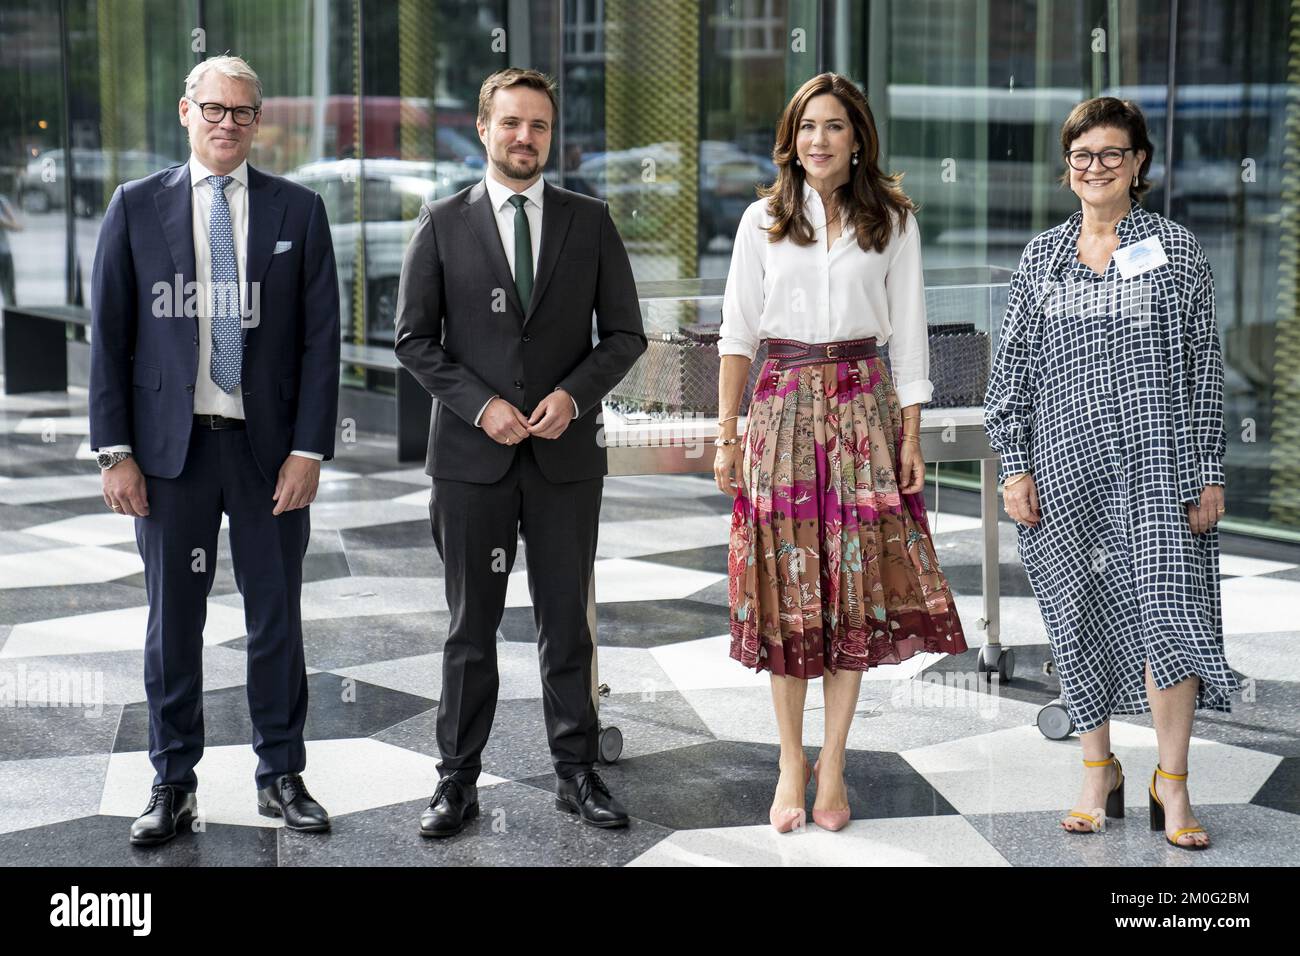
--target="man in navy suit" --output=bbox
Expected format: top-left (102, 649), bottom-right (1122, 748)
top-left (89, 55), bottom-right (340, 845)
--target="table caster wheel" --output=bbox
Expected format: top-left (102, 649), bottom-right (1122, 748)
top-left (598, 724), bottom-right (623, 763)
top-left (977, 644), bottom-right (1014, 683)
top-left (1037, 699), bottom-right (1074, 740)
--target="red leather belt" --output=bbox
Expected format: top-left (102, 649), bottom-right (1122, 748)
top-left (762, 336), bottom-right (877, 369)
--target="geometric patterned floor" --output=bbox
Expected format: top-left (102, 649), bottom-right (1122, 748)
top-left (2, 386), bottom-right (1299, 866)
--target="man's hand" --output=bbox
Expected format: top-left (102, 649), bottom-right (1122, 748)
top-left (1187, 484), bottom-right (1226, 535)
top-left (273, 455), bottom-right (321, 515)
top-left (482, 397), bottom-right (533, 444)
top-left (525, 388), bottom-right (575, 440)
top-left (102, 457), bottom-right (149, 517)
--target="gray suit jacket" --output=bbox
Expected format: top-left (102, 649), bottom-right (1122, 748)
top-left (394, 178), bottom-right (647, 483)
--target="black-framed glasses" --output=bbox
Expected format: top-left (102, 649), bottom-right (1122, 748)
top-left (1065, 146), bottom-right (1136, 170)
top-left (188, 97), bottom-right (260, 126)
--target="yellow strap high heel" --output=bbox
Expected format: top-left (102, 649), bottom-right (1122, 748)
top-left (1149, 765), bottom-right (1209, 850)
top-left (1062, 752), bottom-right (1124, 834)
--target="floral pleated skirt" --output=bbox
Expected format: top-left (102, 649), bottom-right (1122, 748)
top-left (727, 352), bottom-right (968, 677)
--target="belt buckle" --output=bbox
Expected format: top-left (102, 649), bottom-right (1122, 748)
top-left (825, 343), bottom-right (839, 359)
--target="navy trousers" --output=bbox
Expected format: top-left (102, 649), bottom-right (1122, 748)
top-left (430, 438), bottom-right (602, 784)
top-left (135, 423), bottom-right (310, 792)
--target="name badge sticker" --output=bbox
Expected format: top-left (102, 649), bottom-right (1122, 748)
top-left (1113, 235), bottom-right (1169, 279)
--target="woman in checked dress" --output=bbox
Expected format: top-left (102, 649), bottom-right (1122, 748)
top-left (984, 98), bottom-right (1239, 850)
top-left (714, 73), bottom-right (968, 834)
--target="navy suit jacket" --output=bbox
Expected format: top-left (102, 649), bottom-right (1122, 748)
top-left (89, 162), bottom-right (340, 482)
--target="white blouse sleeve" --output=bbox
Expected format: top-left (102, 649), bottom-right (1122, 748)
top-left (885, 210), bottom-right (934, 407)
top-left (718, 202), bottom-right (765, 360)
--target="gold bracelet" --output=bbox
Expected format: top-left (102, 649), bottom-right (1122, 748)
top-left (718, 415), bottom-right (739, 425)
top-left (1003, 472), bottom-right (1031, 488)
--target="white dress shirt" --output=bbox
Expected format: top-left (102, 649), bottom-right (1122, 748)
top-left (472, 171), bottom-right (580, 427)
top-left (717, 181), bottom-right (934, 407)
top-left (98, 154), bottom-right (321, 461)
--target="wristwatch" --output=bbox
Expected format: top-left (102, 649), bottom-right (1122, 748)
top-left (96, 451), bottom-right (132, 470)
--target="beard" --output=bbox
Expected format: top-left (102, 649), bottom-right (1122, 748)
top-left (496, 147), bottom-right (539, 180)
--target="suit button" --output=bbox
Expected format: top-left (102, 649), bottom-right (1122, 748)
top-left (184, 384), bottom-right (194, 392)
top-left (522, 335), bottom-right (531, 342)
top-left (192, 335), bottom-right (199, 345)
top-left (514, 380), bottom-right (524, 389)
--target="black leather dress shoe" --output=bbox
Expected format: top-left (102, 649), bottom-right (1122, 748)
top-left (419, 776), bottom-right (478, 838)
top-left (555, 770), bottom-right (628, 828)
top-left (129, 784), bottom-right (198, 846)
top-left (257, 773), bottom-right (330, 831)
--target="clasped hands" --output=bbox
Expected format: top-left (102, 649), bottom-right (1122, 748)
top-left (481, 388), bottom-right (574, 445)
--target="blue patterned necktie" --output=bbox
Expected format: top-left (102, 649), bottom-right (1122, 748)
top-left (207, 174), bottom-right (242, 393)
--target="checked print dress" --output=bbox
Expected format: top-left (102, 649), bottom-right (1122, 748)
top-left (984, 204), bottom-right (1240, 734)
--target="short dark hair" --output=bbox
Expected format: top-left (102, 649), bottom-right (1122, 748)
top-left (477, 68), bottom-right (558, 128)
top-left (1059, 96), bottom-right (1155, 203)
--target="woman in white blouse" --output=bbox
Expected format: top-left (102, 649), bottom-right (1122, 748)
top-left (714, 73), bottom-right (968, 833)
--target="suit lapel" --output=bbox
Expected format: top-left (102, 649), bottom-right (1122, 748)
top-left (524, 181), bottom-right (573, 327)
top-left (246, 164), bottom-right (285, 286)
top-left (462, 179), bottom-right (525, 319)
top-left (154, 165), bottom-right (196, 292)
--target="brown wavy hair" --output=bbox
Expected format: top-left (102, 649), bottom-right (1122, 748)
top-left (757, 73), bottom-right (915, 254)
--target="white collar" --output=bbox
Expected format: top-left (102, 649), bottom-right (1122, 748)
top-left (801, 179), bottom-right (848, 231)
top-left (484, 170), bottom-right (546, 212)
top-left (189, 154), bottom-right (249, 189)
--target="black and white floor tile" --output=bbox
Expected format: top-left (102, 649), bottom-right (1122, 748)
top-left (2, 386), bottom-right (1299, 866)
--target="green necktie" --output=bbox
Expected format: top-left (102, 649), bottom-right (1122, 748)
top-left (508, 194), bottom-right (534, 311)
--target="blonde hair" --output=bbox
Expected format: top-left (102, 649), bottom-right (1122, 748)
top-left (184, 54), bottom-right (262, 109)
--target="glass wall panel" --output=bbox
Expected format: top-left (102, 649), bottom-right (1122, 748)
top-left (0, 0), bottom-right (68, 306)
top-left (52, 0), bottom-right (191, 306)
top-left (5, 0), bottom-right (1295, 537)
top-left (1172, 0), bottom-right (1294, 531)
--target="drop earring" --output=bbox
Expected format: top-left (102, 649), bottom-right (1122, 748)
top-left (852, 151), bottom-right (859, 165)
top-left (795, 158), bottom-right (801, 167)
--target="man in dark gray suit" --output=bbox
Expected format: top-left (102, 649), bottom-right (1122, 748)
top-left (395, 69), bottom-right (646, 836)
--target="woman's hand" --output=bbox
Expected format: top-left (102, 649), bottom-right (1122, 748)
top-left (1004, 473), bottom-right (1041, 527)
top-left (714, 443), bottom-right (743, 497)
top-left (898, 440), bottom-right (926, 494)
top-left (1187, 484), bottom-right (1225, 534)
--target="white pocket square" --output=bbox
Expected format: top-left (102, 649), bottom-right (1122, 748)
top-left (273, 240), bottom-right (292, 254)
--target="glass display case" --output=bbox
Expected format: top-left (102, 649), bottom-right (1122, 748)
top-left (602, 266), bottom-right (1011, 476)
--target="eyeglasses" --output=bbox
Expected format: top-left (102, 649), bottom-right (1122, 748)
top-left (187, 97), bottom-right (260, 126)
top-left (1065, 146), bottom-right (1136, 171)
